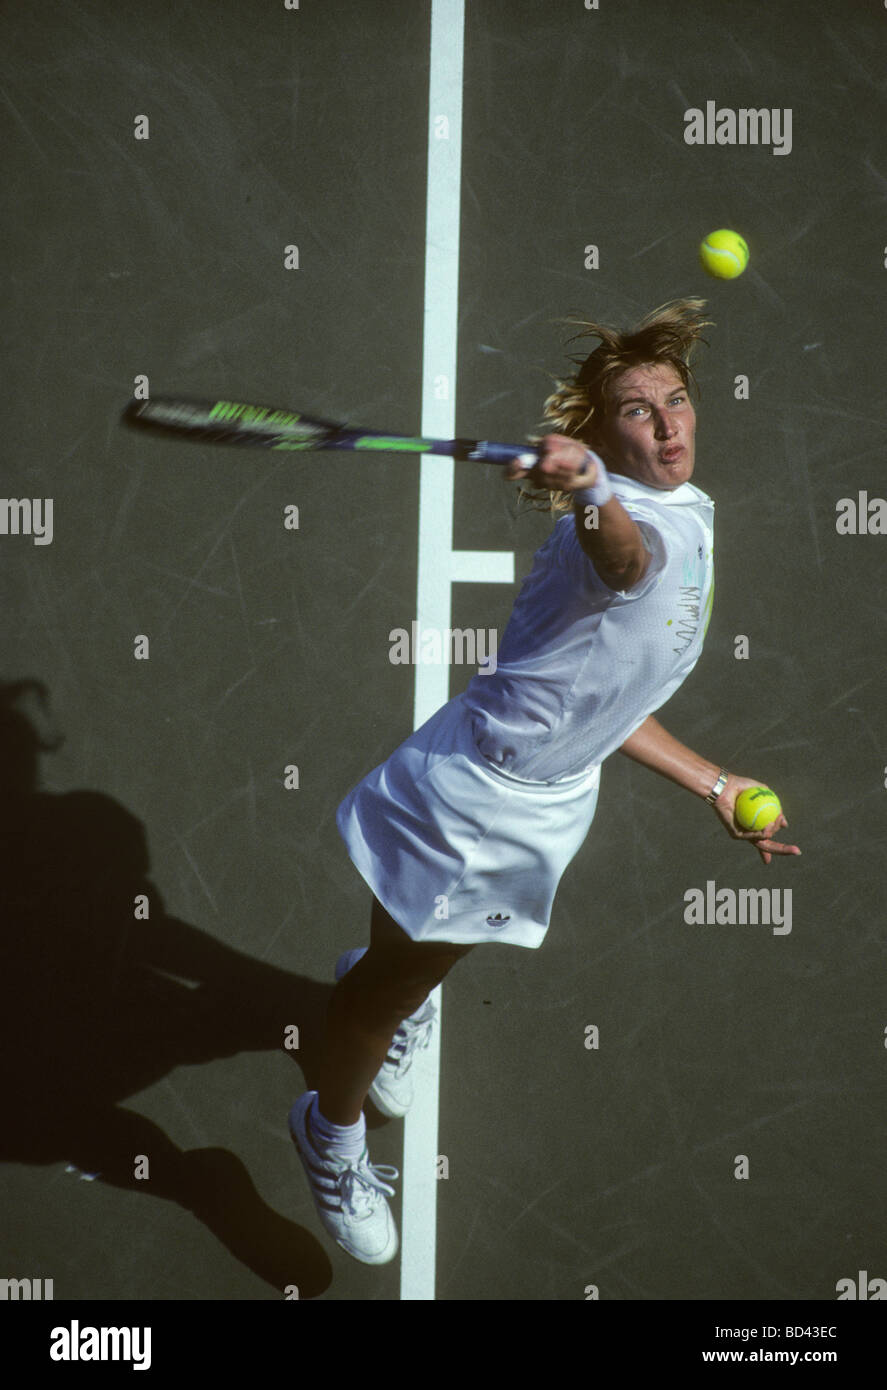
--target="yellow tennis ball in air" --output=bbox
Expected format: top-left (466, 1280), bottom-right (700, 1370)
top-left (734, 787), bottom-right (782, 832)
top-left (699, 228), bottom-right (749, 279)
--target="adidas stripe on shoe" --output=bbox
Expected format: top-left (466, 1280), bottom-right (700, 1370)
top-left (288, 1091), bottom-right (399, 1265)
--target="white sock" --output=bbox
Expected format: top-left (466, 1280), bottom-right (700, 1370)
top-left (309, 1094), bottom-right (366, 1162)
top-left (407, 997), bottom-right (436, 1024)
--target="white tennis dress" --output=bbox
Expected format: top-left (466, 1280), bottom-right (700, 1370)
top-left (337, 473), bottom-right (715, 948)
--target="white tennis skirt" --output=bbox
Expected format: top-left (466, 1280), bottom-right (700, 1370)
top-left (336, 693), bottom-right (601, 948)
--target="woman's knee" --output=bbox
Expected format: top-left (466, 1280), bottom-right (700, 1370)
top-left (337, 933), bottom-right (473, 1030)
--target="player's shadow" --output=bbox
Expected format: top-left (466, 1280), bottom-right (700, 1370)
top-left (0, 679), bottom-right (336, 1297)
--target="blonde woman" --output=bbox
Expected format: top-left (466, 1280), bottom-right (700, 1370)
top-left (289, 298), bottom-right (801, 1265)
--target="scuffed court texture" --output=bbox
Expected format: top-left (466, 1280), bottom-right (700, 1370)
top-left (2, 0), bottom-right (886, 1303)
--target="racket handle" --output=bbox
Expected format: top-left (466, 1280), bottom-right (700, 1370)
top-left (456, 439), bottom-right (542, 467)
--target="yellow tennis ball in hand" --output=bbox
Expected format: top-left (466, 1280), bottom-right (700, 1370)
top-left (734, 787), bottom-right (782, 832)
top-left (700, 228), bottom-right (749, 279)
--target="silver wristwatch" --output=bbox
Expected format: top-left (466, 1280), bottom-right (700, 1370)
top-left (705, 769), bottom-right (729, 805)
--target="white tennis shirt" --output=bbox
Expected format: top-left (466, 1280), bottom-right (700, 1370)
top-left (463, 472), bottom-right (715, 783)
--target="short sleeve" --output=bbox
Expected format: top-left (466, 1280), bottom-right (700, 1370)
top-left (558, 510), bottom-right (669, 602)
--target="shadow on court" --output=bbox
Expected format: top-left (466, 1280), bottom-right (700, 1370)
top-left (0, 679), bottom-right (334, 1297)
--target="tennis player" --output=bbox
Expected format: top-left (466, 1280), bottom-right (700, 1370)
top-left (288, 298), bottom-right (801, 1265)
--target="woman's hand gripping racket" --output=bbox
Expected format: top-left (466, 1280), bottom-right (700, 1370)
top-left (122, 395), bottom-right (541, 468)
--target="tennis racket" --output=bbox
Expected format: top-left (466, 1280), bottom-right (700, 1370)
top-left (122, 395), bottom-right (541, 467)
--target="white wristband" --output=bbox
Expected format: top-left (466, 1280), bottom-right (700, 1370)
top-left (573, 451), bottom-right (613, 507)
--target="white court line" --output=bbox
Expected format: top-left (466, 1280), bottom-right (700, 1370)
top-left (400, 0), bottom-right (515, 1302)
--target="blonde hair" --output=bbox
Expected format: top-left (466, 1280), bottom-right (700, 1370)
top-left (521, 297), bottom-right (714, 513)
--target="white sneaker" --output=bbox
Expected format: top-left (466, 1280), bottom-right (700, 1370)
top-left (288, 1091), bottom-right (399, 1265)
top-left (335, 949), bottom-right (436, 1118)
